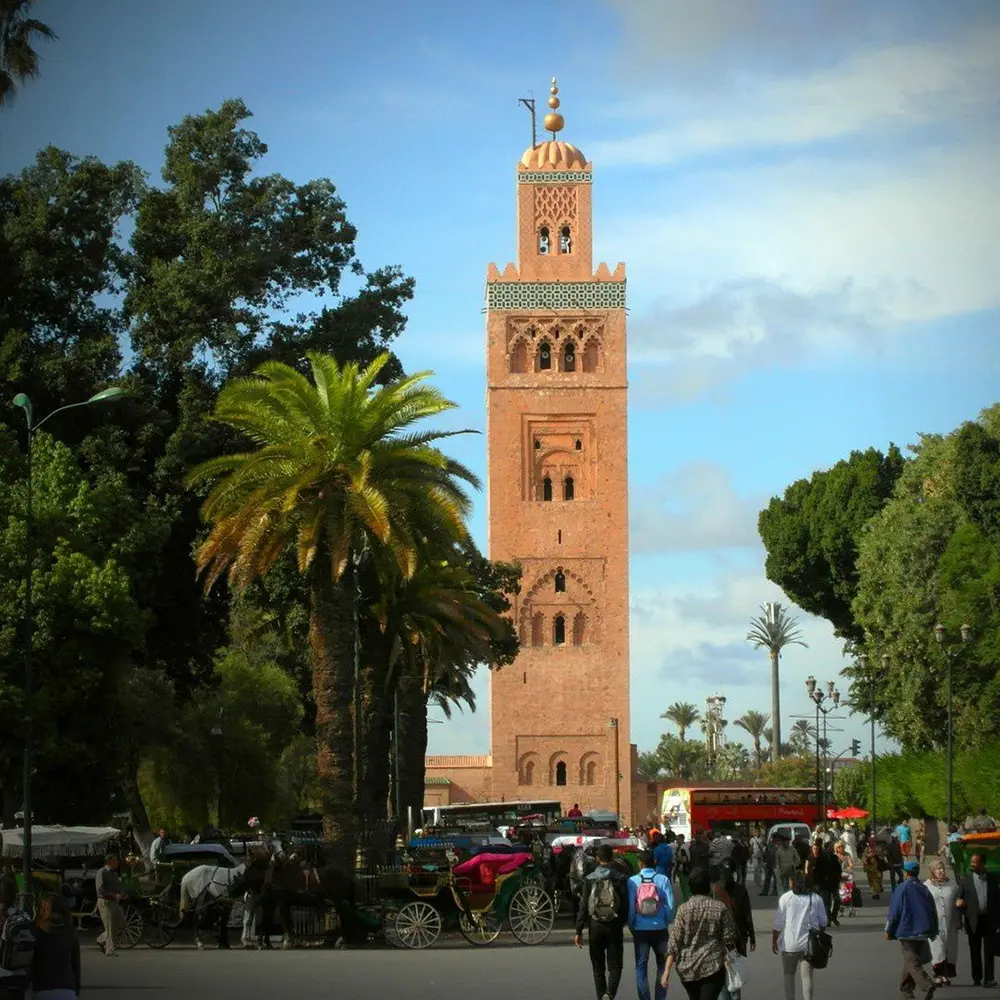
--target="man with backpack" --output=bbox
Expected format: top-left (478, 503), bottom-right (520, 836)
top-left (0, 877), bottom-right (31, 999)
top-left (627, 849), bottom-right (675, 1000)
top-left (575, 843), bottom-right (628, 1000)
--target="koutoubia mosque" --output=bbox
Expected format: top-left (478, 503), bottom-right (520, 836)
top-left (424, 80), bottom-right (637, 822)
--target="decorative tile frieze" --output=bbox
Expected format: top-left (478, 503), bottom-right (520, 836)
top-left (518, 171), bottom-right (593, 184)
top-left (486, 281), bottom-right (626, 311)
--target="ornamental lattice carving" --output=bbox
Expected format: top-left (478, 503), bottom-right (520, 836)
top-left (518, 171), bottom-right (592, 184)
top-left (534, 185), bottom-right (577, 230)
top-left (486, 281), bottom-right (626, 310)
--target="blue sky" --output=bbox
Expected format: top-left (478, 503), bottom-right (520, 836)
top-left (4, 0), bottom-right (999, 761)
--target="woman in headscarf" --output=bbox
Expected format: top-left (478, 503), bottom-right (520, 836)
top-left (861, 835), bottom-right (884, 899)
top-left (924, 857), bottom-right (960, 986)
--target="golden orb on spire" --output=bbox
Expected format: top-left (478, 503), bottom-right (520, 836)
top-left (543, 76), bottom-right (565, 134)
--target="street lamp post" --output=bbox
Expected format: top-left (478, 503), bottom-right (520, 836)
top-left (11, 386), bottom-right (124, 911)
top-left (934, 623), bottom-right (973, 829)
top-left (805, 677), bottom-right (840, 825)
top-left (857, 652), bottom-right (890, 832)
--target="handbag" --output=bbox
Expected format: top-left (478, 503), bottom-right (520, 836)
top-left (805, 926), bottom-right (834, 968)
top-left (725, 949), bottom-right (748, 991)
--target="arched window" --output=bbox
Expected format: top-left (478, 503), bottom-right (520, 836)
top-left (553, 614), bottom-right (566, 645)
top-left (564, 476), bottom-right (575, 501)
top-left (554, 570), bottom-right (566, 593)
top-left (563, 341), bottom-right (576, 372)
top-left (531, 613), bottom-right (544, 647)
top-left (509, 340), bottom-right (527, 374)
top-left (534, 439), bottom-right (541, 449)
top-left (542, 477), bottom-right (553, 502)
top-left (585, 760), bottom-right (597, 785)
top-left (582, 338), bottom-right (599, 373)
top-left (538, 341), bottom-right (552, 370)
top-left (560, 226), bottom-right (572, 254)
top-left (555, 761), bottom-right (567, 786)
top-left (538, 227), bottom-right (550, 255)
top-left (575, 439), bottom-right (582, 450)
top-left (522, 760), bottom-right (535, 786)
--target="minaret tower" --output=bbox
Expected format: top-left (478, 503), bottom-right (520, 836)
top-left (486, 80), bottom-right (631, 819)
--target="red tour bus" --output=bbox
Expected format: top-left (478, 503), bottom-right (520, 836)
top-left (660, 786), bottom-right (821, 840)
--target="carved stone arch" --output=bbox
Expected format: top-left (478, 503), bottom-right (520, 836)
top-left (582, 334), bottom-right (602, 373)
top-left (579, 751), bottom-right (600, 786)
top-left (524, 566), bottom-right (596, 605)
top-left (518, 751), bottom-right (539, 787)
top-left (548, 750), bottom-right (569, 787)
top-left (508, 335), bottom-right (529, 374)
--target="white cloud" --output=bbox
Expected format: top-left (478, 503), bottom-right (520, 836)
top-left (630, 462), bottom-right (764, 551)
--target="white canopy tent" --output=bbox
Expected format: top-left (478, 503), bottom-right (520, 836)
top-left (0, 825), bottom-right (121, 859)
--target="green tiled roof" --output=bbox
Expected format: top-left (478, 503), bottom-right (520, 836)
top-left (424, 777), bottom-right (451, 785)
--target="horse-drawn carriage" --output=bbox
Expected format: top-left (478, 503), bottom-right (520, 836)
top-left (378, 849), bottom-right (556, 950)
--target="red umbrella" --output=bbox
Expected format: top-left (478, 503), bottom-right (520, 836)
top-left (829, 806), bottom-right (869, 820)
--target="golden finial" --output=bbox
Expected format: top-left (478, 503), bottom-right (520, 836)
top-left (543, 76), bottom-right (564, 136)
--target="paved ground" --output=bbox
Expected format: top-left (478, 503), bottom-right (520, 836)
top-left (83, 893), bottom-right (992, 1000)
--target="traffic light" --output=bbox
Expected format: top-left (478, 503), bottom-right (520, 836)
top-left (851, 739), bottom-right (862, 757)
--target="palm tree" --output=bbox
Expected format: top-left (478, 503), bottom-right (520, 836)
top-left (789, 719), bottom-right (816, 756)
top-left (187, 352), bottom-right (475, 865)
top-left (747, 603), bottom-right (807, 763)
top-left (0, 0), bottom-right (56, 106)
top-left (733, 710), bottom-right (770, 772)
top-left (661, 701), bottom-right (701, 743)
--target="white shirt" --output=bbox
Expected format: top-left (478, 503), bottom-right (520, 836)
top-left (973, 872), bottom-right (988, 911)
top-left (774, 890), bottom-right (828, 954)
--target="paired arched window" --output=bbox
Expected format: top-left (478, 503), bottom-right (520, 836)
top-left (554, 571), bottom-right (566, 593)
top-left (560, 226), bottom-right (572, 254)
top-left (509, 340), bottom-right (528, 374)
top-left (585, 760), bottom-right (597, 785)
top-left (563, 341), bottom-right (576, 372)
top-left (538, 341), bottom-right (552, 371)
top-left (555, 761), bottom-right (567, 786)
top-left (538, 227), bottom-right (550, 255)
top-left (542, 477), bottom-right (553, 502)
top-left (582, 338), bottom-right (599, 372)
top-left (573, 612), bottom-right (586, 646)
top-left (553, 614), bottom-right (566, 645)
top-left (563, 477), bottom-right (575, 501)
top-left (522, 760), bottom-right (535, 786)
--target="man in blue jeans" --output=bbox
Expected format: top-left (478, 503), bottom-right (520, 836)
top-left (627, 849), bottom-right (675, 1000)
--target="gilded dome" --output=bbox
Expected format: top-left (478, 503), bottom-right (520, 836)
top-left (520, 140), bottom-right (588, 171)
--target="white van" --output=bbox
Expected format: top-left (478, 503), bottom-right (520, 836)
top-left (767, 822), bottom-right (812, 845)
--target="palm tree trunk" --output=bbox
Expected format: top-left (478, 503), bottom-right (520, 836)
top-left (770, 649), bottom-right (781, 762)
top-left (309, 567), bottom-right (357, 868)
top-left (121, 767), bottom-right (153, 857)
top-left (357, 657), bottom-right (392, 821)
top-left (395, 676), bottom-right (427, 830)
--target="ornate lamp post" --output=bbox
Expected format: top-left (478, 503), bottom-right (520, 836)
top-left (11, 386), bottom-right (124, 911)
top-left (857, 652), bottom-right (890, 831)
top-left (210, 711), bottom-right (224, 831)
top-left (934, 623), bottom-right (973, 829)
top-left (805, 677), bottom-right (840, 824)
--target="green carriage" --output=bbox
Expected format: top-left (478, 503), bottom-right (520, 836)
top-left (380, 850), bottom-right (555, 950)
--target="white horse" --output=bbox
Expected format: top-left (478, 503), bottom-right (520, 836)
top-left (179, 863), bottom-right (245, 950)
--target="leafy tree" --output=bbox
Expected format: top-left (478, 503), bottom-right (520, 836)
top-left (733, 710), bottom-right (770, 772)
top-left (0, 0), bottom-right (55, 106)
top-left (757, 755), bottom-right (815, 789)
top-left (746, 604), bottom-right (806, 761)
top-left (848, 405), bottom-right (1000, 751)
top-left (758, 445), bottom-right (905, 643)
top-left (660, 702), bottom-right (700, 743)
top-left (188, 352), bottom-right (475, 864)
top-left (712, 743), bottom-right (752, 781)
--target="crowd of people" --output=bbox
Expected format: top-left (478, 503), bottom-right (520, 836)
top-left (570, 813), bottom-right (999, 1000)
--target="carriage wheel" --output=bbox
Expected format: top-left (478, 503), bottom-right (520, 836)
top-left (143, 901), bottom-right (179, 948)
top-left (382, 910), bottom-right (403, 949)
top-left (507, 884), bottom-right (555, 945)
top-left (458, 909), bottom-right (502, 945)
top-left (393, 901), bottom-right (442, 950)
top-left (116, 904), bottom-right (144, 950)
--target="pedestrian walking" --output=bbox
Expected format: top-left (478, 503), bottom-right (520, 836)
top-left (713, 863), bottom-right (754, 1000)
top-left (675, 835), bottom-right (692, 902)
top-left (627, 849), bottom-right (675, 1000)
top-left (660, 866), bottom-right (738, 1000)
top-left (775, 836), bottom-right (800, 895)
top-left (862, 835), bottom-right (885, 899)
top-left (759, 834), bottom-right (779, 898)
top-left (885, 858), bottom-right (938, 999)
top-left (651, 832), bottom-right (674, 882)
top-left (576, 843), bottom-right (629, 1000)
top-left (0, 877), bottom-right (29, 1000)
top-left (923, 858), bottom-right (960, 986)
top-left (31, 893), bottom-right (80, 1000)
top-left (887, 834), bottom-right (904, 890)
top-left (896, 819), bottom-right (914, 859)
top-left (95, 853), bottom-right (127, 957)
top-left (772, 872), bottom-right (827, 1000)
top-left (956, 851), bottom-right (999, 988)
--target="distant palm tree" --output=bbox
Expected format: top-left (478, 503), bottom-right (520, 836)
top-left (661, 701), bottom-right (701, 743)
top-left (747, 603), bottom-right (807, 762)
top-left (734, 710), bottom-right (770, 771)
top-left (763, 728), bottom-right (794, 759)
top-left (0, 0), bottom-right (56, 107)
top-left (789, 719), bottom-right (816, 756)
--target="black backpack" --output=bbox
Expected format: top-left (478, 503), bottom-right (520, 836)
top-left (0, 909), bottom-right (36, 972)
